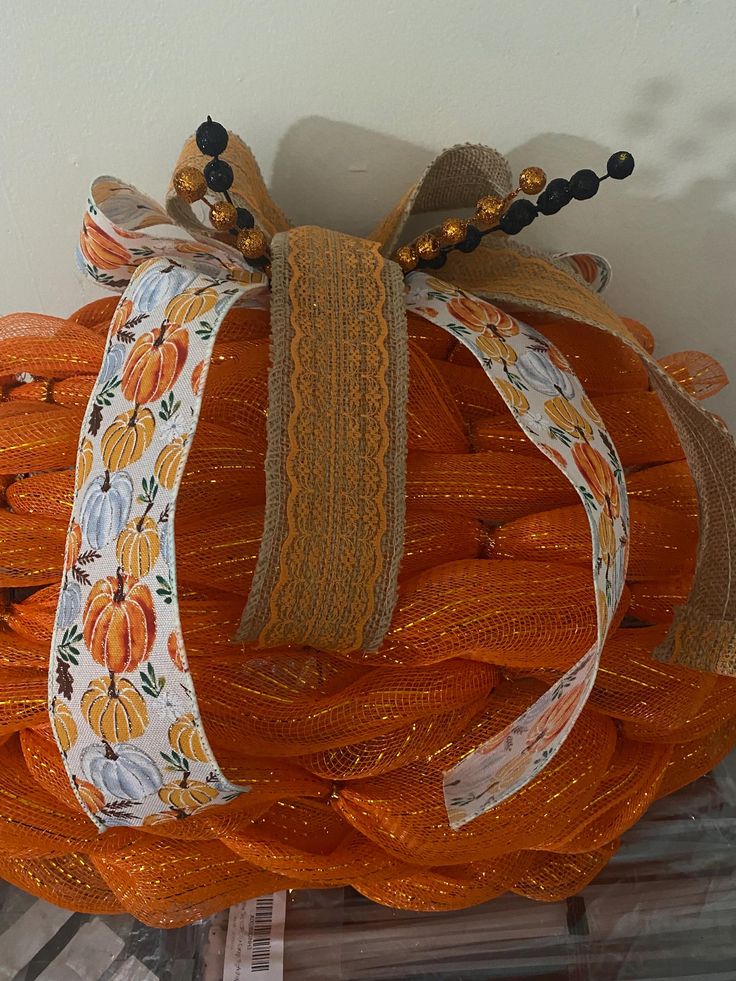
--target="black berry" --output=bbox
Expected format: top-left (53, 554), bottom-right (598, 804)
top-left (204, 158), bottom-right (234, 192)
top-left (536, 177), bottom-right (571, 215)
top-left (236, 207), bottom-right (255, 229)
top-left (196, 118), bottom-right (229, 157)
top-left (607, 150), bottom-right (635, 180)
top-left (569, 169), bottom-right (600, 200)
top-left (457, 224), bottom-right (483, 253)
top-left (499, 199), bottom-right (538, 235)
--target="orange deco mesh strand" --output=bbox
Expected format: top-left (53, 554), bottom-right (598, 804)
top-left (0, 297), bottom-right (733, 928)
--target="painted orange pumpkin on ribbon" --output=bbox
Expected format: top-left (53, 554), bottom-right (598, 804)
top-left (544, 396), bottom-right (593, 441)
top-left (572, 442), bottom-right (620, 519)
top-left (191, 360), bottom-right (204, 396)
top-left (110, 298), bottom-right (134, 336)
top-left (81, 675), bottom-right (149, 742)
top-left (167, 631), bottom-right (184, 671)
top-left (525, 685), bottom-right (580, 752)
top-left (79, 212), bottom-right (132, 270)
top-left (116, 516), bottom-right (160, 579)
top-left (548, 346), bottom-right (573, 374)
top-left (74, 777), bottom-right (105, 814)
top-left (154, 435), bottom-right (188, 490)
top-left (121, 321), bottom-right (189, 404)
top-left (142, 809), bottom-right (185, 828)
top-left (447, 295), bottom-right (519, 337)
top-left (539, 444), bottom-right (568, 470)
top-left (83, 570), bottom-right (156, 673)
top-left (100, 407), bottom-right (155, 471)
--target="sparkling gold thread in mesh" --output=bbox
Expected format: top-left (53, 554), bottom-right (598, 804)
top-left (236, 226), bottom-right (407, 652)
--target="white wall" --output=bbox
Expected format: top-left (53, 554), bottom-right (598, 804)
top-left (1, 0), bottom-right (734, 424)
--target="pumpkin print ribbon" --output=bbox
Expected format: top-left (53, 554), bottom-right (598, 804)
top-left (78, 176), bottom-right (269, 294)
top-left (50, 258), bottom-right (266, 828)
top-left (404, 273), bottom-right (629, 829)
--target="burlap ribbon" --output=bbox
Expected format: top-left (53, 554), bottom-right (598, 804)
top-left (233, 226), bottom-right (408, 653)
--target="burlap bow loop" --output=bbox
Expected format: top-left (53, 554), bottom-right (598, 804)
top-left (165, 130), bottom-right (515, 256)
top-left (165, 131), bottom-right (291, 241)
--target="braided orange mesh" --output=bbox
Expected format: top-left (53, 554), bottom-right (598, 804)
top-left (0, 297), bottom-right (733, 928)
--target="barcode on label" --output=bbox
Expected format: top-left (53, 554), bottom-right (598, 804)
top-left (224, 892), bottom-right (286, 981)
top-left (251, 896), bottom-right (274, 972)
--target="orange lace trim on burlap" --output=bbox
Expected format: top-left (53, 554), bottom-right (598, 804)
top-left (236, 226), bottom-right (407, 652)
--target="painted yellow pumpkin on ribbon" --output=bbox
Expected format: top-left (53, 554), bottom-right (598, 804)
top-left (75, 438), bottom-right (94, 493)
top-left (158, 778), bottom-right (219, 812)
top-left (116, 515), bottom-right (160, 579)
top-left (494, 378), bottom-right (529, 414)
top-left (154, 434), bottom-right (189, 491)
top-left (544, 396), bottom-right (593, 441)
top-left (100, 407), bottom-right (155, 471)
top-left (52, 698), bottom-right (78, 754)
top-left (168, 713), bottom-right (209, 763)
top-left (476, 334), bottom-right (517, 364)
top-left (597, 509), bottom-right (617, 570)
top-left (164, 286), bottom-right (219, 325)
top-left (81, 675), bottom-right (149, 743)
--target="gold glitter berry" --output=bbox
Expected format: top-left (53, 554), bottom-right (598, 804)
top-left (415, 233), bottom-right (440, 261)
top-left (209, 200), bottom-right (238, 231)
top-left (394, 244), bottom-right (419, 272)
top-left (172, 166), bottom-right (207, 203)
top-left (438, 217), bottom-right (468, 247)
top-left (519, 166), bottom-right (547, 195)
top-left (236, 227), bottom-right (268, 259)
top-left (475, 195), bottom-right (505, 224)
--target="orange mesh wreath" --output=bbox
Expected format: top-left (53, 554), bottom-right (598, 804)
top-left (0, 296), bottom-right (733, 928)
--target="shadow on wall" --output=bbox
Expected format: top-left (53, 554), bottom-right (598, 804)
top-left (507, 77), bottom-right (736, 424)
top-left (270, 116), bottom-right (434, 237)
top-left (269, 85), bottom-right (735, 426)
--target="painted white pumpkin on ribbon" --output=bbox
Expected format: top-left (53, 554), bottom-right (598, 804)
top-left (79, 471), bottom-right (134, 549)
top-left (98, 343), bottom-right (126, 387)
top-left (81, 741), bottom-right (163, 799)
top-left (516, 349), bottom-right (575, 399)
top-left (56, 581), bottom-right (82, 629)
